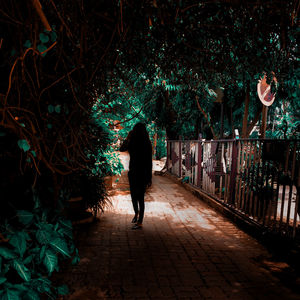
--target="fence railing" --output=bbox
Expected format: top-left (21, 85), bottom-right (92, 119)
top-left (167, 139), bottom-right (300, 239)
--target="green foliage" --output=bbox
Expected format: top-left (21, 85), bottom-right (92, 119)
top-left (0, 195), bottom-right (79, 299)
top-left (17, 140), bottom-right (30, 152)
top-left (39, 33), bottom-right (49, 44)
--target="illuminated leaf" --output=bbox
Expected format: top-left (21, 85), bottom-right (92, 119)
top-left (12, 260), bottom-right (31, 282)
top-left (17, 140), bottom-right (30, 152)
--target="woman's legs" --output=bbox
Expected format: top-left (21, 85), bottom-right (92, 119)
top-left (128, 172), bottom-right (146, 226)
top-left (137, 192), bottom-right (145, 224)
top-left (130, 186), bottom-right (145, 223)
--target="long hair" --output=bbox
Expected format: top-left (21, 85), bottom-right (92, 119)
top-left (127, 123), bottom-right (152, 185)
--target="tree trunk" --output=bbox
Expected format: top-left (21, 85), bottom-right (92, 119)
top-left (241, 82), bottom-right (250, 138)
top-left (260, 105), bottom-right (268, 138)
top-left (195, 96), bottom-right (217, 139)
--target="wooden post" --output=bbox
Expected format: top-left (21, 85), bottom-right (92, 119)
top-left (197, 141), bottom-right (202, 187)
top-left (260, 105), bottom-right (268, 139)
top-left (229, 140), bottom-right (238, 205)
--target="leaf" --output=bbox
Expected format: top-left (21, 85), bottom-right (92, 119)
top-left (23, 290), bottom-right (40, 300)
top-left (36, 229), bottom-right (52, 245)
top-left (47, 124), bottom-right (52, 129)
top-left (43, 249), bottom-right (58, 274)
top-left (57, 285), bottom-right (69, 296)
top-left (37, 44), bottom-right (47, 55)
top-left (57, 227), bottom-right (72, 239)
top-left (54, 105), bottom-right (61, 113)
top-left (31, 278), bottom-right (51, 294)
top-left (8, 232), bottom-right (27, 257)
top-left (71, 250), bottom-right (80, 265)
top-left (50, 31), bottom-right (57, 42)
top-left (0, 277), bottom-right (6, 285)
top-left (12, 260), bottom-right (31, 282)
top-left (0, 247), bottom-right (17, 260)
top-left (39, 33), bottom-right (49, 43)
top-left (16, 211), bottom-right (34, 225)
top-left (39, 245), bottom-right (46, 262)
top-left (17, 140), bottom-right (30, 152)
top-left (47, 105), bottom-right (54, 113)
top-left (59, 220), bottom-right (72, 231)
top-left (10, 284), bottom-right (26, 292)
top-left (30, 151), bottom-right (36, 157)
top-left (49, 238), bottom-right (70, 257)
top-left (1, 288), bottom-right (21, 300)
top-left (23, 255), bottom-right (33, 265)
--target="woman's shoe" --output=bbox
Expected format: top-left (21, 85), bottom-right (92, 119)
top-left (131, 223), bottom-right (142, 230)
top-left (131, 215), bottom-right (138, 223)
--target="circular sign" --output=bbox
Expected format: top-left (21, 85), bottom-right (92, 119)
top-left (257, 74), bottom-right (277, 106)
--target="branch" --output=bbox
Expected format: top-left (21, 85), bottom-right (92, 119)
top-left (31, 0), bottom-right (52, 31)
top-left (195, 96), bottom-right (217, 139)
top-left (113, 98), bottom-right (155, 126)
top-left (39, 66), bottom-right (79, 99)
top-left (246, 106), bottom-right (263, 137)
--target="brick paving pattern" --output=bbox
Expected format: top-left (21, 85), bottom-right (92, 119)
top-left (59, 162), bottom-right (300, 299)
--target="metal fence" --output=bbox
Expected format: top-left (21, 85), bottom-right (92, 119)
top-left (167, 139), bottom-right (300, 239)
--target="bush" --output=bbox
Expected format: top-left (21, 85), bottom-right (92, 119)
top-left (0, 193), bottom-right (79, 299)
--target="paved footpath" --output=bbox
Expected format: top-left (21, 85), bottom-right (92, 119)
top-left (58, 166), bottom-right (300, 299)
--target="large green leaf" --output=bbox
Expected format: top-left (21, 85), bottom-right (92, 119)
top-left (12, 260), bottom-right (31, 282)
top-left (1, 288), bottom-right (21, 300)
top-left (16, 211), bottom-right (34, 225)
top-left (8, 232), bottom-right (27, 257)
top-left (43, 249), bottom-right (58, 274)
top-left (57, 227), bottom-right (73, 239)
top-left (35, 229), bottom-right (52, 245)
top-left (0, 247), bottom-right (17, 260)
top-left (31, 278), bottom-right (51, 294)
top-left (49, 238), bottom-right (70, 257)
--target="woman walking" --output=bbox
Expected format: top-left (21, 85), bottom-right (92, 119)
top-left (120, 123), bottom-right (152, 229)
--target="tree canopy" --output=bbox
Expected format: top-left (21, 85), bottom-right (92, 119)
top-left (0, 0), bottom-right (299, 297)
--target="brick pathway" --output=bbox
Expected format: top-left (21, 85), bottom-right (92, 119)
top-left (59, 165), bottom-right (300, 299)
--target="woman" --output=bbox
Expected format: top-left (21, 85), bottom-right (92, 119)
top-left (120, 123), bottom-right (152, 229)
